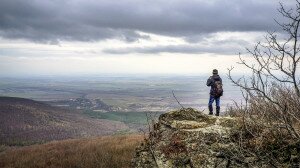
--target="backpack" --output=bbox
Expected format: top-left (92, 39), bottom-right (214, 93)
top-left (213, 80), bottom-right (223, 97)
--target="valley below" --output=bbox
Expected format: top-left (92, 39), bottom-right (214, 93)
top-left (0, 75), bottom-right (242, 146)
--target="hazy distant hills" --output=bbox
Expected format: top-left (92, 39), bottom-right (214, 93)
top-left (0, 97), bottom-right (128, 145)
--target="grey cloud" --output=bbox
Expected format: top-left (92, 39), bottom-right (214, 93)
top-left (0, 0), bottom-right (292, 43)
top-left (103, 38), bottom-right (249, 55)
top-left (103, 45), bottom-right (240, 55)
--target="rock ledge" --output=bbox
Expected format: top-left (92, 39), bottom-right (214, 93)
top-left (132, 108), bottom-right (239, 168)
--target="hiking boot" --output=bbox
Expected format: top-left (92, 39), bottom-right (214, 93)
top-left (216, 106), bottom-right (220, 116)
top-left (208, 105), bottom-right (213, 115)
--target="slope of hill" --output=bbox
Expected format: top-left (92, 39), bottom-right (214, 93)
top-left (0, 97), bottom-right (128, 145)
top-left (0, 134), bottom-right (143, 168)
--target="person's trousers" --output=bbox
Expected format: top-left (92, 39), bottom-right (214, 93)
top-left (208, 95), bottom-right (220, 115)
top-left (208, 95), bottom-right (220, 107)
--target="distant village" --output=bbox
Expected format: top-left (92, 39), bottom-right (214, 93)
top-left (49, 98), bottom-right (121, 112)
top-left (48, 97), bottom-right (172, 112)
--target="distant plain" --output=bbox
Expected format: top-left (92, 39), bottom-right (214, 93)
top-left (0, 75), bottom-right (243, 139)
top-left (0, 75), bottom-right (242, 111)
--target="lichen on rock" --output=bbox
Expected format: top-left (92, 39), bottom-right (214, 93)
top-left (132, 108), bottom-right (242, 168)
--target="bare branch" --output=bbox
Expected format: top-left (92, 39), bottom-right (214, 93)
top-left (172, 90), bottom-right (185, 110)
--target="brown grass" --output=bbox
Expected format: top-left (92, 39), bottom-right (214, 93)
top-left (0, 134), bottom-right (143, 168)
top-left (224, 86), bottom-right (300, 167)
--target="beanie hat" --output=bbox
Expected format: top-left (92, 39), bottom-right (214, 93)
top-left (212, 69), bottom-right (218, 74)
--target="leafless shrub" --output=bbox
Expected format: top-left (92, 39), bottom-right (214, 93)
top-left (226, 1), bottom-right (300, 167)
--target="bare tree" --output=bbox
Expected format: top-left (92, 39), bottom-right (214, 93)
top-left (228, 1), bottom-right (300, 100)
top-left (226, 1), bottom-right (300, 167)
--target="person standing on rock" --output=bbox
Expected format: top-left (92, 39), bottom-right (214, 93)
top-left (206, 69), bottom-right (223, 116)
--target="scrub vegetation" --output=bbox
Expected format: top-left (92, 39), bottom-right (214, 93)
top-left (225, 1), bottom-right (300, 166)
top-left (0, 135), bottom-right (143, 168)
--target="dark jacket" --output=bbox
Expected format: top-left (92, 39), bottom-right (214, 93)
top-left (206, 75), bottom-right (222, 95)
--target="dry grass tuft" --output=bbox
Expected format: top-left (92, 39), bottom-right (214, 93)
top-left (0, 134), bottom-right (143, 168)
top-left (224, 86), bottom-right (300, 167)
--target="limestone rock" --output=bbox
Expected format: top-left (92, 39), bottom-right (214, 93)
top-left (132, 108), bottom-right (242, 168)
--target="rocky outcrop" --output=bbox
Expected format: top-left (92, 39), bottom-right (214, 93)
top-left (132, 108), bottom-right (241, 168)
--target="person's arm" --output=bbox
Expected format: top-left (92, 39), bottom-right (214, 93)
top-left (206, 76), bottom-right (213, 86)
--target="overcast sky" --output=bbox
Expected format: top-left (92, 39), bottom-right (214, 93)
top-left (0, 0), bottom-right (295, 77)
